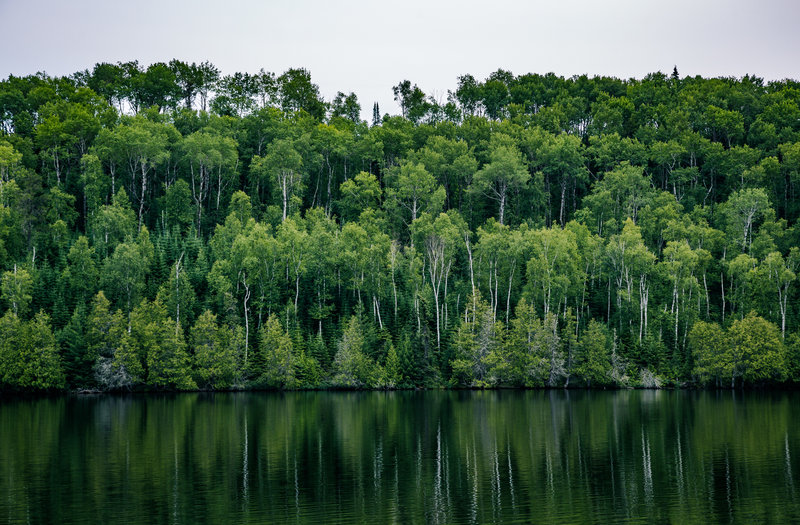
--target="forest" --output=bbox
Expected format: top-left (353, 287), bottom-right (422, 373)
top-left (1, 60), bottom-right (799, 391)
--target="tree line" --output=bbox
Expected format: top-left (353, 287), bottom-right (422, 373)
top-left (1, 61), bottom-right (800, 391)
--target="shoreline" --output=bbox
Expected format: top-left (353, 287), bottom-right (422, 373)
top-left (5, 383), bottom-right (800, 397)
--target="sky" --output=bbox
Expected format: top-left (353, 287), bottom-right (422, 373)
top-left (1, 0), bottom-right (799, 119)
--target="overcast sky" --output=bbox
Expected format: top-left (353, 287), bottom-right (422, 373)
top-left (1, 0), bottom-right (798, 118)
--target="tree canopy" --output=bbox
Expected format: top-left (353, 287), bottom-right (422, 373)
top-left (2, 62), bottom-right (800, 391)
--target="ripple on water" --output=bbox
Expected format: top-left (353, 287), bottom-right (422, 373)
top-left (1, 390), bottom-right (800, 524)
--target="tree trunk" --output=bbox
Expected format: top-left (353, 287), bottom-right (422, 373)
top-left (138, 163), bottom-right (147, 229)
top-left (281, 171), bottom-right (289, 221)
top-left (498, 189), bottom-right (506, 225)
top-left (674, 287), bottom-right (679, 349)
top-left (720, 272), bottom-right (726, 324)
top-left (242, 277), bottom-right (251, 366)
top-left (506, 262), bottom-right (515, 326)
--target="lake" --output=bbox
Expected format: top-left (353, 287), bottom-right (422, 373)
top-left (1, 390), bottom-right (798, 523)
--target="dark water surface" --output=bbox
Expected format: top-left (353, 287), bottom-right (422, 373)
top-left (1, 390), bottom-right (799, 524)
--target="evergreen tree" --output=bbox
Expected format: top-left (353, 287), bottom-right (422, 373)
top-left (372, 102), bottom-right (381, 127)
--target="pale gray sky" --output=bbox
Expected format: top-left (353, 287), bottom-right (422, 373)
top-left (1, 0), bottom-right (798, 119)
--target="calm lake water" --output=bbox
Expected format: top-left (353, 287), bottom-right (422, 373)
top-left (1, 390), bottom-right (799, 524)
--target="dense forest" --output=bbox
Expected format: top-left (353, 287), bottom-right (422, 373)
top-left (1, 60), bottom-right (799, 391)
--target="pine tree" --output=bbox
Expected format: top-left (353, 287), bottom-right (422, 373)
top-left (372, 102), bottom-right (380, 127)
top-left (59, 304), bottom-right (93, 389)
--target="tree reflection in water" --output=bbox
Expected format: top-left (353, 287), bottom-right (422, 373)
top-left (1, 390), bottom-right (799, 523)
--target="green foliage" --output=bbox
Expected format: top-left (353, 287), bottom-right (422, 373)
top-left (574, 320), bottom-right (612, 387)
top-left (470, 136), bottom-right (528, 225)
top-left (123, 298), bottom-right (196, 390)
top-left (385, 161), bottom-right (444, 227)
top-left (191, 310), bottom-right (242, 389)
top-left (691, 313), bottom-right (785, 387)
top-left (450, 292), bottom-right (500, 387)
top-left (62, 236), bottom-right (97, 305)
top-left (156, 254), bottom-right (197, 330)
top-left (382, 344), bottom-right (403, 388)
top-left (338, 171), bottom-right (381, 221)
top-left (723, 188), bottom-right (773, 253)
top-left (253, 138), bottom-right (304, 221)
top-left (3, 62), bottom-right (800, 391)
top-left (332, 316), bottom-right (379, 388)
top-left (254, 314), bottom-right (297, 388)
top-left (726, 313), bottom-right (785, 386)
top-left (579, 163), bottom-right (656, 235)
top-left (89, 188), bottom-right (136, 257)
top-left (503, 299), bottom-right (548, 386)
top-left (101, 233), bottom-right (151, 315)
top-left (0, 311), bottom-right (65, 390)
top-left (163, 179), bottom-right (193, 232)
top-left (58, 304), bottom-right (93, 388)
top-left (1, 265), bottom-right (33, 316)
top-left (786, 333), bottom-right (800, 383)
top-left (689, 320), bottom-right (728, 385)
top-left (86, 292), bottom-right (129, 389)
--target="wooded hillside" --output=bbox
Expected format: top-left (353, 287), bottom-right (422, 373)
top-left (1, 61), bottom-right (799, 390)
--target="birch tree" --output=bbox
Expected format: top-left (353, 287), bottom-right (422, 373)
top-left (758, 249), bottom-right (798, 338)
top-left (257, 139), bottom-right (304, 221)
top-left (470, 135), bottom-right (528, 225)
top-left (412, 211), bottom-right (466, 352)
top-left (181, 129), bottom-right (238, 231)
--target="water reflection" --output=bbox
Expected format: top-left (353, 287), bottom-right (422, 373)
top-left (1, 390), bottom-right (799, 523)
